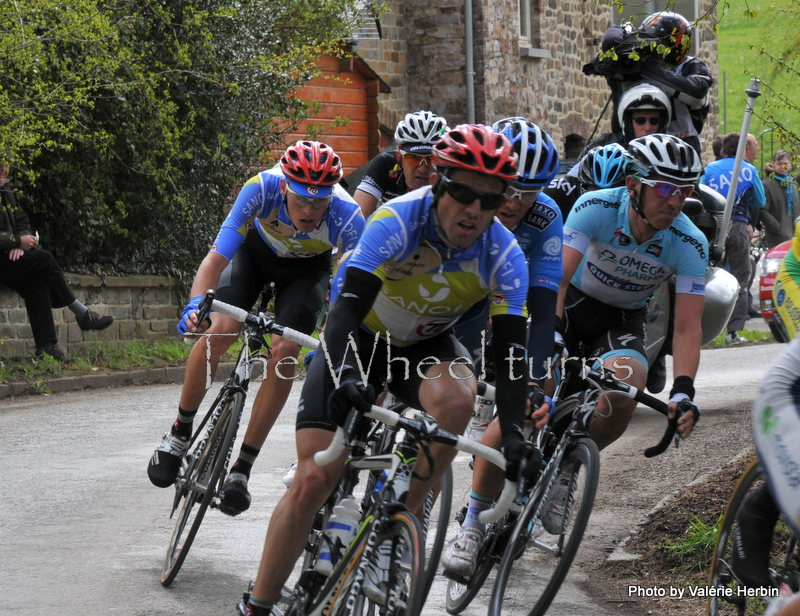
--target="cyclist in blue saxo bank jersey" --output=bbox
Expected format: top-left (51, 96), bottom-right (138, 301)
top-left (147, 141), bottom-right (365, 516)
top-left (729, 222), bottom-right (800, 616)
top-left (531, 133), bottom-right (705, 451)
top-left (354, 110), bottom-right (449, 218)
top-left (239, 124), bottom-right (538, 616)
top-left (443, 116), bottom-right (563, 577)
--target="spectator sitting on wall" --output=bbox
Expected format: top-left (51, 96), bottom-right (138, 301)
top-left (0, 160), bottom-right (114, 362)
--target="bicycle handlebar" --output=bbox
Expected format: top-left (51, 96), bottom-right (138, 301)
top-left (200, 291), bottom-right (320, 351)
top-left (314, 403), bottom-right (516, 524)
top-left (578, 363), bottom-right (677, 457)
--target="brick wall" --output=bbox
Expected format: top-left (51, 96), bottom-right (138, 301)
top-left (353, 0), bottom-right (720, 162)
top-left (0, 274), bottom-right (180, 358)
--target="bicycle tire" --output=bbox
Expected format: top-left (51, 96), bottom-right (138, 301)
top-left (422, 465), bottom-right (453, 600)
top-left (320, 510), bottom-right (426, 616)
top-left (490, 436), bottom-right (600, 616)
top-left (160, 390), bottom-right (243, 586)
top-left (707, 460), bottom-right (800, 616)
top-left (445, 522), bottom-right (501, 614)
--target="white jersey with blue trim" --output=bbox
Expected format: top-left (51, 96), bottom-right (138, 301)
top-left (513, 192), bottom-right (563, 293)
top-left (332, 186), bottom-right (529, 345)
top-left (563, 186), bottom-right (708, 309)
top-left (210, 167), bottom-right (364, 260)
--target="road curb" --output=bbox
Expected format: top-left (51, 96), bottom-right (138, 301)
top-left (0, 361), bottom-right (248, 399)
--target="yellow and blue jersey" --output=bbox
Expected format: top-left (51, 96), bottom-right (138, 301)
top-left (331, 188), bottom-right (529, 345)
top-left (210, 167), bottom-right (364, 260)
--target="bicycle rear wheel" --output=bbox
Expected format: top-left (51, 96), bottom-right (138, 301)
top-left (160, 391), bottom-right (243, 586)
top-left (322, 510), bottom-right (425, 616)
top-left (707, 460), bottom-right (800, 615)
top-left (490, 437), bottom-right (600, 616)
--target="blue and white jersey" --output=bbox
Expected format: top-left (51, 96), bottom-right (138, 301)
top-left (332, 187), bottom-right (529, 345)
top-left (210, 167), bottom-right (364, 260)
top-left (512, 192), bottom-right (563, 293)
top-left (563, 187), bottom-right (708, 309)
top-left (701, 157), bottom-right (766, 223)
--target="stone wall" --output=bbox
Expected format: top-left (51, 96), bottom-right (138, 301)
top-left (354, 0), bottom-right (720, 162)
top-left (0, 274), bottom-right (181, 358)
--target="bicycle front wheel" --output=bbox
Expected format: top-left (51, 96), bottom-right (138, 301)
top-left (707, 459), bottom-right (800, 615)
top-left (160, 391), bottom-right (243, 586)
top-left (490, 437), bottom-right (600, 616)
top-left (421, 465), bottom-right (453, 600)
top-left (322, 510), bottom-right (425, 616)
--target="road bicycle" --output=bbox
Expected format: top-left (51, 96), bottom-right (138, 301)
top-left (445, 357), bottom-right (682, 616)
top-left (160, 290), bottom-right (319, 587)
top-left (707, 457), bottom-right (800, 615)
top-left (243, 402), bottom-right (518, 616)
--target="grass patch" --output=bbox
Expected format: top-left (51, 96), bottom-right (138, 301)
top-left (703, 327), bottom-right (775, 348)
top-left (660, 514), bottom-right (721, 573)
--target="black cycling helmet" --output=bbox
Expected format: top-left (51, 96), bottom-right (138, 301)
top-left (640, 11), bottom-right (694, 65)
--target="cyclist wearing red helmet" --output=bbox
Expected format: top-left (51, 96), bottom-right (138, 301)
top-left (239, 125), bottom-right (537, 616)
top-left (147, 141), bottom-right (365, 516)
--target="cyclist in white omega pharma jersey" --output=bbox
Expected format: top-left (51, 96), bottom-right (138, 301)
top-left (532, 133), bottom-right (705, 451)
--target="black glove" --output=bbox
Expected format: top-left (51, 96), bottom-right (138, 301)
top-left (503, 435), bottom-right (542, 484)
top-left (327, 373), bottom-right (376, 427)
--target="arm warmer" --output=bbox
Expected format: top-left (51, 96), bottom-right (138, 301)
top-left (526, 286), bottom-right (558, 386)
top-left (491, 313), bottom-right (529, 442)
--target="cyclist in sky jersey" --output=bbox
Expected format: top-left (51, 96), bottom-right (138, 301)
top-left (532, 133), bottom-right (705, 451)
top-left (240, 124), bottom-right (537, 616)
top-left (354, 110), bottom-right (448, 217)
top-left (147, 141), bottom-right (365, 517)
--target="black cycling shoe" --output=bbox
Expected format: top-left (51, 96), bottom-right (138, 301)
top-left (219, 472), bottom-right (251, 516)
top-left (729, 485), bottom-right (781, 588)
top-left (646, 355), bottom-right (667, 394)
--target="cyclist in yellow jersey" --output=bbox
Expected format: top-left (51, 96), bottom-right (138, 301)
top-left (772, 219), bottom-right (800, 342)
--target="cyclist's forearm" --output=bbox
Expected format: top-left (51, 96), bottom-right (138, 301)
top-left (490, 314), bottom-right (529, 441)
top-left (189, 252), bottom-right (229, 299)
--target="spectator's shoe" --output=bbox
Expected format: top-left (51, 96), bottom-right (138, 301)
top-left (646, 355), bottom-right (667, 394)
top-left (362, 540), bottom-right (411, 606)
top-left (35, 344), bottom-right (74, 363)
top-left (541, 462), bottom-right (577, 535)
top-left (725, 332), bottom-right (748, 345)
top-left (442, 527), bottom-right (484, 578)
top-left (147, 433), bottom-right (189, 487)
top-left (282, 459), bottom-right (298, 488)
top-left (219, 472), bottom-right (251, 516)
top-left (78, 309), bottom-right (115, 331)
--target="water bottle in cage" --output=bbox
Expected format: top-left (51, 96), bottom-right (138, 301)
top-left (468, 395), bottom-right (495, 441)
top-left (315, 496), bottom-right (361, 576)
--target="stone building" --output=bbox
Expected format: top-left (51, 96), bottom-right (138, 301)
top-left (351, 0), bottom-right (720, 162)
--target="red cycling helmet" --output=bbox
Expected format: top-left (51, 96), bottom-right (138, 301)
top-left (280, 140), bottom-right (343, 197)
top-left (432, 124), bottom-right (518, 181)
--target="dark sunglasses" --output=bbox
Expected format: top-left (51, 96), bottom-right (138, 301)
top-left (632, 116), bottom-right (662, 127)
top-left (439, 175), bottom-right (506, 211)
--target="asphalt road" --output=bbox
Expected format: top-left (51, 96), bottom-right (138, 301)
top-left (0, 341), bottom-right (780, 616)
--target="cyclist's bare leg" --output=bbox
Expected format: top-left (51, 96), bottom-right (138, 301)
top-left (588, 355), bottom-right (646, 451)
top-left (238, 335), bottom-right (302, 450)
top-left (250, 427), bottom-right (346, 606)
top-left (179, 312), bottom-right (242, 410)
top-left (471, 418), bottom-right (504, 497)
top-left (407, 360), bottom-right (476, 517)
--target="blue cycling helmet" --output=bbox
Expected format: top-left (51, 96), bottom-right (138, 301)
top-left (577, 143), bottom-right (633, 189)
top-left (491, 117), bottom-right (560, 188)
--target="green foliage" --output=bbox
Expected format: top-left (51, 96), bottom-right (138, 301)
top-left (716, 0), bottom-right (800, 156)
top-left (0, 0), bottom-right (367, 283)
top-left (660, 514), bottom-right (721, 572)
